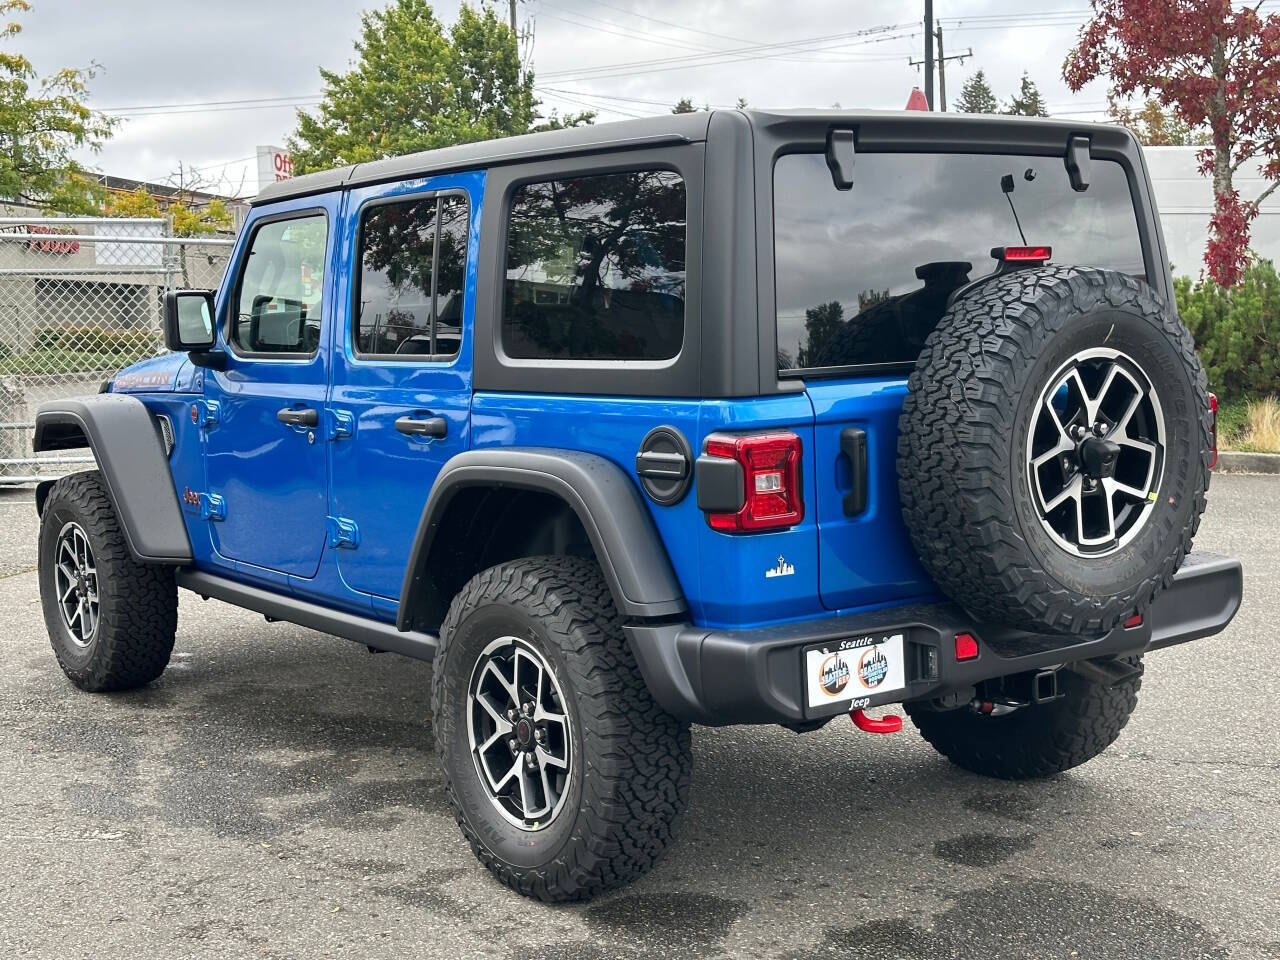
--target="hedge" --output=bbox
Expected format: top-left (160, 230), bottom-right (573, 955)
top-left (1175, 259), bottom-right (1280, 398)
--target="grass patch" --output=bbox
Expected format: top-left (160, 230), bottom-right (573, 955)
top-left (1217, 395), bottom-right (1280, 453)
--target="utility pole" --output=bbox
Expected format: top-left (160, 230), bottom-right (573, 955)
top-left (509, 0), bottom-right (517, 36)
top-left (923, 0), bottom-right (934, 109)
top-left (911, 20), bottom-right (972, 111)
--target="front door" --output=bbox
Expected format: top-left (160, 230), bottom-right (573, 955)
top-left (204, 200), bottom-right (337, 579)
top-left (327, 174), bottom-right (479, 600)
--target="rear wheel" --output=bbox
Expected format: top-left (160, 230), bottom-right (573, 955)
top-left (905, 657), bottom-right (1143, 779)
top-left (38, 471), bottom-right (178, 691)
top-left (431, 556), bottom-right (692, 902)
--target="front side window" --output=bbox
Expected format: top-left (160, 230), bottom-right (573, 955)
top-left (355, 194), bottom-right (468, 358)
top-left (232, 214), bottom-right (328, 355)
top-left (502, 169), bottom-right (686, 361)
top-left (774, 152), bottom-right (1147, 373)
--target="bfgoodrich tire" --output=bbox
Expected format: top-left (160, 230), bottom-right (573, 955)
top-left (898, 266), bottom-right (1211, 636)
top-left (905, 657), bottom-right (1143, 779)
top-left (38, 471), bottom-right (178, 691)
top-left (431, 556), bottom-right (692, 902)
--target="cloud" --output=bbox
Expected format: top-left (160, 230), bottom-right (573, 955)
top-left (12, 0), bottom-right (1109, 193)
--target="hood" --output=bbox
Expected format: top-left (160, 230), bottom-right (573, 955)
top-left (108, 352), bottom-right (196, 393)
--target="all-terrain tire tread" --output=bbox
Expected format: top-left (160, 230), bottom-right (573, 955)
top-left (431, 555), bottom-right (692, 902)
top-left (905, 657), bottom-right (1143, 779)
top-left (897, 266), bottom-right (1211, 635)
top-left (40, 471), bottom-right (177, 691)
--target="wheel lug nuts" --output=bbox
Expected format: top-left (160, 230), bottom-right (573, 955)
top-left (508, 738), bottom-right (518, 751)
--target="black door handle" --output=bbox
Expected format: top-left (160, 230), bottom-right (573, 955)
top-left (277, 406), bottom-right (318, 427)
top-left (395, 415), bottom-right (447, 438)
top-left (840, 426), bottom-right (868, 516)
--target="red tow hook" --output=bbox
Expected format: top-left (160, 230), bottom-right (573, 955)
top-left (850, 708), bottom-right (902, 734)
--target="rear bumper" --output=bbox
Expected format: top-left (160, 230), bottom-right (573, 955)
top-left (625, 552), bottom-right (1243, 726)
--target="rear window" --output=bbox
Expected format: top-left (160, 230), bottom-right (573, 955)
top-left (502, 169), bottom-right (686, 362)
top-left (355, 194), bottom-right (468, 359)
top-left (774, 152), bottom-right (1146, 373)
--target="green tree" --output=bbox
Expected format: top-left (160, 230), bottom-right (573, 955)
top-left (287, 0), bottom-right (535, 173)
top-left (1004, 72), bottom-right (1049, 117)
top-left (532, 109), bottom-right (595, 132)
top-left (0, 0), bottom-right (114, 212)
top-left (671, 97), bottom-right (697, 114)
top-left (954, 69), bottom-right (999, 114)
top-left (104, 186), bottom-right (231, 237)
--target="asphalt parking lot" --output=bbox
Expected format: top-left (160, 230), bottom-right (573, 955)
top-left (0, 473), bottom-right (1276, 960)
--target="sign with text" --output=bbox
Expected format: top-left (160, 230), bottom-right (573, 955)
top-left (257, 146), bottom-right (294, 193)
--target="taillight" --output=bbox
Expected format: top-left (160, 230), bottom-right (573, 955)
top-left (704, 432), bottom-right (804, 532)
top-left (1208, 392), bottom-right (1218, 469)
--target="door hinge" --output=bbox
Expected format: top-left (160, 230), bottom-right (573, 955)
top-left (199, 492), bottom-right (226, 522)
top-left (325, 408), bottom-right (355, 441)
top-left (190, 398), bottom-right (221, 429)
top-left (326, 515), bottom-right (360, 549)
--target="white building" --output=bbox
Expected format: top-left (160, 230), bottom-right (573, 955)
top-left (1144, 146), bottom-right (1280, 279)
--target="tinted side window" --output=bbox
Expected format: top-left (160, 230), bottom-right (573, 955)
top-left (774, 153), bottom-right (1146, 372)
top-left (355, 194), bottom-right (468, 358)
top-left (233, 214), bottom-right (328, 355)
top-left (502, 169), bottom-right (686, 361)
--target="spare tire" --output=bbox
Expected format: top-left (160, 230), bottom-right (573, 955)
top-left (897, 266), bottom-right (1211, 636)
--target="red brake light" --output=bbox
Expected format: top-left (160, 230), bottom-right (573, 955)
top-left (997, 245), bottom-right (1052, 263)
top-left (1124, 613), bottom-right (1143, 629)
top-left (705, 432), bottom-right (804, 532)
top-left (954, 632), bottom-right (979, 661)
top-left (1208, 392), bottom-right (1218, 469)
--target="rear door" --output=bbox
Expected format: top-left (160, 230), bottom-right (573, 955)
top-left (773, 148), bottom-right (1151, 611)
top-left (326, 173), bottom-right (479, 601)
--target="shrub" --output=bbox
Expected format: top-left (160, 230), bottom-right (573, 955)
top-left (1175, 259), bottom-right (1280, 398)
top-left (32, 325), bottom-right (156, 355)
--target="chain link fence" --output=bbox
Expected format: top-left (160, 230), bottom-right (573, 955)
top-left (0, 217), bottom-right (234, 483)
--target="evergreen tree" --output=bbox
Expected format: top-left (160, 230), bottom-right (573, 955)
top-left (1004, 72), bottom-right (1049, 117)
top-left (954, 69), bottom-right (999, 114)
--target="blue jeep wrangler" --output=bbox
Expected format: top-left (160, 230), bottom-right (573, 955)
top-left (32, 110), bottom-right (1243, 902)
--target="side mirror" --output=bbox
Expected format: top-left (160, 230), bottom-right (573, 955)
top-left (163, 290), bottom-right (217, 352)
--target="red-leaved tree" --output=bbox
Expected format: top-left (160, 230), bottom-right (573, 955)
top-left (1064, 0), bottom-right (1280, 285)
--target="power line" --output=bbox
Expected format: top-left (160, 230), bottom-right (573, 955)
top-left (538, 22), bottom-right (917, 81)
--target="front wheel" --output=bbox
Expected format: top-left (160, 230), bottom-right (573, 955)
top-left (431, 556), bottom-right (692, 902)
top-left (38, 471), bottom-right (178, 691)
top-left (905, 657), bottom-right (1143, 779)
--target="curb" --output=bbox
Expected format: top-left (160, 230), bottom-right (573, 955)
top-left (1216, 451), bottom-right (1280, 474)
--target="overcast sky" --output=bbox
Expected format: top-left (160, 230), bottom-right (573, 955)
top-left (15, 0), bottom-right (1111, 198)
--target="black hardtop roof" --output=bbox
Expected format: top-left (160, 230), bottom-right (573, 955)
top-left (252, 108), bottom-right (1132, 206)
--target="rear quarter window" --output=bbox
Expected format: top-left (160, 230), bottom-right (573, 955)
top-left (501, 169), bottom-right (686, 362)
top-left (774, 152), bottom-right (1146, 373)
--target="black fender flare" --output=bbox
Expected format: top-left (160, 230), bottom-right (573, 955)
top-left (397, 447), bottom-right (687, 630)
top-left (33, 395), bottom-right (193, 564)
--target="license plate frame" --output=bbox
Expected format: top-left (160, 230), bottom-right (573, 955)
top-left (803, 632), bottom-right (907, 714)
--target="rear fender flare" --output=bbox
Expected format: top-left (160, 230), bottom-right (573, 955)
top-left (397, 448), bottom-right (687, 631)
